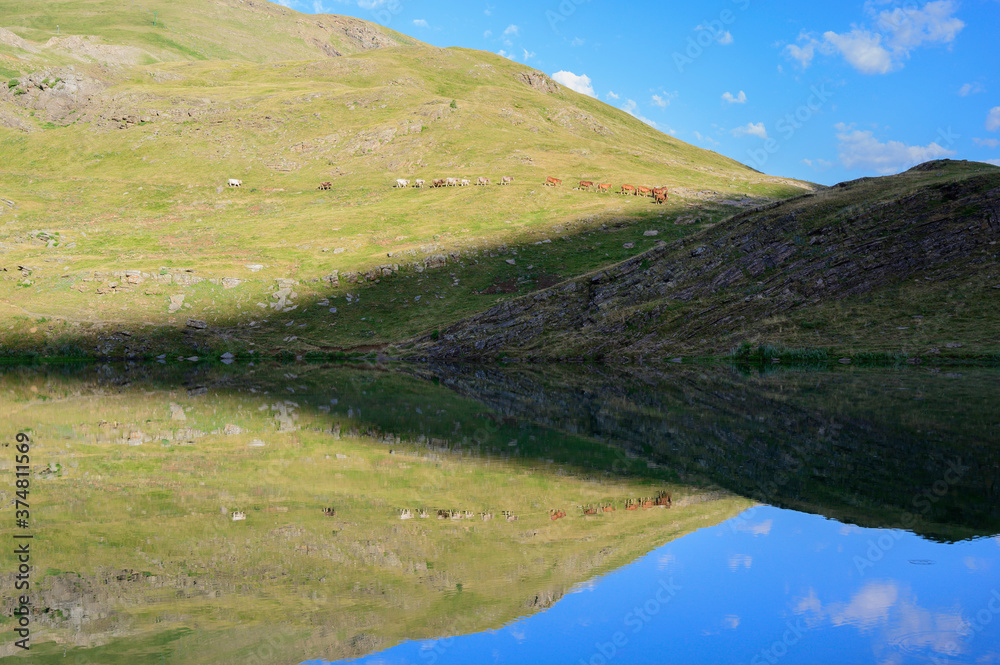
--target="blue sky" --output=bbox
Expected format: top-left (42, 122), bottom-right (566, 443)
top-left (281, 0), bottom-right (999, 185)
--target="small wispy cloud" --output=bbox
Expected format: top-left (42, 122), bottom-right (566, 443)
top-left (732, 122), bottom-right (768, 139)
top-left (722, 90), bottom-right (747, 104)
top-left (412, 19), bottom-right (428, 28)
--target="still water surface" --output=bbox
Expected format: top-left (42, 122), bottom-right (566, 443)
top-left (0, 363), bottom-right (996, 664)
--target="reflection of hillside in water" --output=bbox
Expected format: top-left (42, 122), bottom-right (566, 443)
top-left (0, 363), bottom-right (749, 665)
top-left (411, 364), bottom-right (1000, 541)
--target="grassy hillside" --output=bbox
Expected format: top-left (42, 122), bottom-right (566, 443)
top-left (0, 0), bottom-right (813, 360)
top-left (0, 0), bottom-right (420, 67)
top-left (409, 160), bottom-right (1000, 361)
top-left (0, 363), bottom-right (749, 663)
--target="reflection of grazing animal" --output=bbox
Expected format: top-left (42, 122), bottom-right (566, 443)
top-left (654, 491), bottom-right (672, 507)
top-left (323, 507), bottom-right (336, 517)
top-left (231, 511), bottom-right (246, 521)
top-left (481, 512), bottom-right (494, 521)
top-left (544, 176), bottom-right (562, 187)
top-left (419, 509), bottom-right (429, 518)
top-left (550, 509), bottom-right (567, 520)
top-left (583, 506), bottom-right (598, 515)
top-left (437, 509), bottom-right (450, 519)
top-left (625, 499), bottom-right (638, 510)
top-left (502, 510), bottom-right (518, 522)
top-left (399, 509), bottom-right (414, 520)
top-left (603, 504), bottom-right (615, 512)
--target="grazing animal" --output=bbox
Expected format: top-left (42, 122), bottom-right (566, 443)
top-left (317, 182), bottom-right (332, 190)
top-left (231, 511), bottom-right (246, 521)
top-left (621, 185), bottom-right (637, 196)
top-left (477, 177), bottom-right (491, 186)
top-left (399, 509), bottom-right (414, 520)
top-left (579, 180), bottom-right (594, 190)
top-left (227, 179), bottom-right (243, 188)
top-left (395, 179), bottom-right (410, 188)
top-left (544, 176), bottom-right (562, 187)
top-left (550, 509), bottom-right (567, 520)
top-left (655, 193), bottom-right (667, 205)
top-left (433, 179), bottom-right (446, 188)
top-left (322, 507), bottom-right (336, 517)
top-left (637, 186), bottom-right (653, 198)
top-left (597, 183), bottom-right (612, 193)
top-left (414, 179), bottom-right (425, 188)
top-left (460, 179), bottom-right (471, 187)
top-left (446, 177), bottom-right (459, 187)
top-left (500, 176), bottom-right (514, 185)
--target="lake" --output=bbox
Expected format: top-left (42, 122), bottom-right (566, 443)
top-left (0, 362), bottom-right (997, 664)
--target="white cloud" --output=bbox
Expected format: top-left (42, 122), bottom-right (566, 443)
top-left (312, 0), bottom-right (326, 13)
top-left (986, 159), bottom-right (1000, 166)
top-left (693, 130), bottom-right (720, 146)
top-left (504, 24), bottom-right (519, 37)
top-left (497, 49), bottom-right (515, 61)
top-left (787, 1), bottom-right (964, 74)
top-left (551, 71), bottom-right (595, 97)
top-left (717, 31), bottom-right (734, 45)
top-left (722, 90), bottom-right (747, 104)
top-left (732, 122), bottom-right (768, 139)
top-left (522, 48), bottom-right (535, 61)
top-left (959, 82), bottom-right (983, 96)
top-left (622, 99), bottom-right (659, 129)
top-left (987, 107), bottom-right (1000, 132)
top-left (823, 29), bottom-right (894, 74)
top-left (412, 19), bottom-right (428, 27)
top-left (571, 37), bottom-right (585, 47)
top-left (606, 91), bottom-right (620, 100)
top-left (696, 24), bottom-right (734, 45)
top-left (974, 138), bottom-right (1000, 149)
top-left (836, 123), bottom-right (956, 173)
top-left (651, 94), bottom-right (668, 108)
top-left (483, 30), bottom-right (492, 38)
top-left (803, 158), bottom-right (834, 170)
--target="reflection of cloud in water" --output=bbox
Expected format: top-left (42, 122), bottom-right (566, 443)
top-left (657, 553), bottom-right (676, 571)
top-left (793, 581), bottom-right (970, 659)
top-left (727, 554), bottom-right (752, 571)
top-left (724, 615), bottom-right (741, 629)
top-left (733, 519), bottom-right (773, 536)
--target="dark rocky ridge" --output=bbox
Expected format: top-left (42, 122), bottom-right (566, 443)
top-left (406, 160), bottom-right (1000, 360)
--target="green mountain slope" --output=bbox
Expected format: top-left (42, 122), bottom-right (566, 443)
top-left (0, 0), bottom-right (814, 359)
top-left (407, 160), bottom-right (1000, 361)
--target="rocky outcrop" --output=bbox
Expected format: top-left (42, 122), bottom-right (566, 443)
top-left (516, 72), bottom-right (560, 94)
top-left (409, 161), bottom-right (1000, 360)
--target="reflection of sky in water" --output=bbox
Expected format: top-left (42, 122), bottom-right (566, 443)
top-left (313, 507), bottom-right (1000, 665)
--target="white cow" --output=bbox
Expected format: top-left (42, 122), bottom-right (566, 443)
top-left (500, 176), bottom-right (514, 185)
top-left (414, 179), bottom-right (425, 188)
top-left (446, 177), bottom-right (459, 187)
top-left (476, 177), bottom-right (491, 185)
top-left (395, 179), bottom-right (410, 188)
top-left (460, 179), bottom-right (471, 186)
top-left (227, 179), bottom-right (243, 188)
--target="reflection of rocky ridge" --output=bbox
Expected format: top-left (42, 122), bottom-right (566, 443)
top-left (414, 364), bottom-right (1000, 541)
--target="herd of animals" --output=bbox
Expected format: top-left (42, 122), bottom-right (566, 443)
top-left (394, 491), bottom-right (672, 523)
top-left (228, 176), bottom-right (670, 203)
